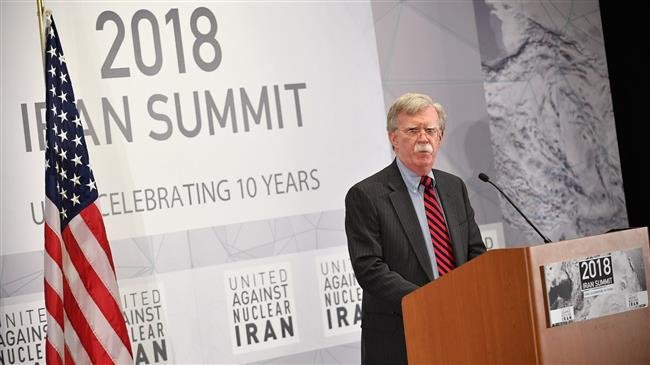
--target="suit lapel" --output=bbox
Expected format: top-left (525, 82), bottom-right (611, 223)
top-left (433, 170), bottom-right (463, 266)
top-left (387, 162), bottom-right (435, 281)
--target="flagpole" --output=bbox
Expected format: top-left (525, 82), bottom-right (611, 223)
top-left (36, 0), bottom-right (46, 70)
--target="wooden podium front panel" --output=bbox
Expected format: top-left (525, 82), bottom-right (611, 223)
top-left (403, 249), bottom-right (539, 364)
top-left (526, 228), bottom-right (650, 364)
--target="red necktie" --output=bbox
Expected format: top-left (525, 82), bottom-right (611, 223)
top-left (421, 176), bottom-right (456, 276)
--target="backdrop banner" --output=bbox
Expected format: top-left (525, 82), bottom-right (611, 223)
top-left (1, 2), bottom-right (387, 363)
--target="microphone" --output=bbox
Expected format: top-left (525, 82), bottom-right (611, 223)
top-left (478, 173), bottom-right (552, 244)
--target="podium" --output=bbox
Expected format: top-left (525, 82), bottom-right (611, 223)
top-left (402, 227), bottom-right (650, 364)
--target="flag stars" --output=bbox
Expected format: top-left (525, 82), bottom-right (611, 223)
top-left (72, 116), bottom-right (82, 128)
top-left (47, 46), bottom-right (57, 58)
top-left (72, 154), bottom-right (82, 166)
top-left (58, 130), bottom-right (68, 142)
top-left (86, 179), bottom-right (97, 192)
top-left (70, 194), bottom-right (80, 206)
top-left (71, 173), bottom-right (81, 186)
top-left (58, 148), bottom-right (68, 160)
top-left (45, 20), bottom-right (112, 242)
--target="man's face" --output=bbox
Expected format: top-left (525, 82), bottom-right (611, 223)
top-left (388, 106), bottom-right (443, 176)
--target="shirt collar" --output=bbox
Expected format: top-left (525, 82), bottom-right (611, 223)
top-left (395, 158), bottom-right (435, 193)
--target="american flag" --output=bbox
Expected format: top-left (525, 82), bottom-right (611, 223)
top-left (43, 15), bottom-right (133, 365)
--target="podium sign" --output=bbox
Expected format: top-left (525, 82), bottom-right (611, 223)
top-left (543, 247), bottom-right (648, 327)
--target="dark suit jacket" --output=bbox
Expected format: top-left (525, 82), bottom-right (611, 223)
top-left (345, 160), bottom-right (486, 364)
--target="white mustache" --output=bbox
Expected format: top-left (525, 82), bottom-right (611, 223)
top-left (414, 143), bottom-right (433, 153)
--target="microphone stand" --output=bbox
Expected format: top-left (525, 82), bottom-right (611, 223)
top-left (479, 173), bottom-right (552, 244)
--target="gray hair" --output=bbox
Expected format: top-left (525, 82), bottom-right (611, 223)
top-left (386, 93), bottom-right (447, 132)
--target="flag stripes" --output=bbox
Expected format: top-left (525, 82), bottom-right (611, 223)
top-left (63, 315), bottom-right (92, 364)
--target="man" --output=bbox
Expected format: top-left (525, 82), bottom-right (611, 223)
top-left (345, 93), bottom-right (486, 364)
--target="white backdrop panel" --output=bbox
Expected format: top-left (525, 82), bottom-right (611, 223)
top-left (1, 1), bottom-right (389, 256)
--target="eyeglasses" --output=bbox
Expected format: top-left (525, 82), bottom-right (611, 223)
top-left (399, 127), bottom-right (442, 139)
